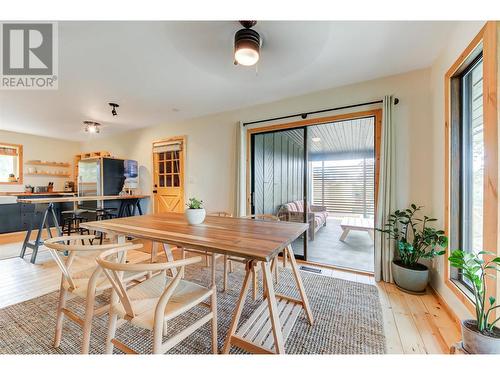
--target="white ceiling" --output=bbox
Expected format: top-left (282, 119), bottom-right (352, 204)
top-left (0, 21), bottom-right (459, 141)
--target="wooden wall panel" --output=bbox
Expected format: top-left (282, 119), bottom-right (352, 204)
top-left (253, 131), bottom-right (304, 215)
top-left (281, 135), bottom-right (288, 205)
top-left (273, 133), bottom-right (283, 211)
top-left (287, 139), bottom-right (294, 205)
top-left (263, 134), bottom-right (274, 214)
top-left (254, 134), bottom-right (264, 214)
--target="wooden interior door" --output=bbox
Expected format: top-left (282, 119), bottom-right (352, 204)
top-left (153, 138), bottom-right (185, 213)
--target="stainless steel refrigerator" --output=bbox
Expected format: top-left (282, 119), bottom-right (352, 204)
top-left (78, 157), bottom-right (138, 211)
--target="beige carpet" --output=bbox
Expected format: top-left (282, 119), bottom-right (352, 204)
top-left (0, 262), bottom-right (386, 354)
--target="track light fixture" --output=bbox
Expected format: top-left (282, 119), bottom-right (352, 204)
top-left (109, 102), bottom-right (119, 116)
top-left (83, 121), bottom-right (101, 134)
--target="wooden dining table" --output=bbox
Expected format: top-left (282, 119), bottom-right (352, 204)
top-left (80, 212), bottom-right (314, 354)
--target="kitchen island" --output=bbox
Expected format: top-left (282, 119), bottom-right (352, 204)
top-left (0, 192), bottom-right (76, 235)
top-left (15, 194), bottom-right (149, 263)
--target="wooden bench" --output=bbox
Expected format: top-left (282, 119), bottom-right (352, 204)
top-left (339, 217), bottom-right (374, 242)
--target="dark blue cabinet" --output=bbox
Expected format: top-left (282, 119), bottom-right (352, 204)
top-left (0, 195), bottom-right (74, 234)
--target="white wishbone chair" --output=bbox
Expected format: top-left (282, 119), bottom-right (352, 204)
top-left (96, 247), bottom-right (217, 354)
top-left (44, 235), bottom-right (147, 354)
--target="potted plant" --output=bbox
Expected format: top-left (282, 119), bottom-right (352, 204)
top-left (377, 204), bottom-right (448, 293)
top-left (185, 197), bottom-right (206, 225)
top-left (448, 250), bottom-right (500, 353)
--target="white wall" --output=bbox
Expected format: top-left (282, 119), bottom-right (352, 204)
top-left (428, 21), bottom-right (486, 320)
top-left (80, 68), bottom-right (434, 217)
top-left (0, 130), bottom-right (80, 192)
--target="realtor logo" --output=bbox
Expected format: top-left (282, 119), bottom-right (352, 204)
top-left (1, 22), bottom-right (58, 89)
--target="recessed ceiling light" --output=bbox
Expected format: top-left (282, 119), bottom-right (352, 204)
top-left (312, 137), bottom-right (321, 142)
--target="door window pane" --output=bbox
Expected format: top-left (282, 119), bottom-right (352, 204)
top-left (461, 58), bottom-right (484, 256)
top-left (450, 55), bottom-right (484, 289)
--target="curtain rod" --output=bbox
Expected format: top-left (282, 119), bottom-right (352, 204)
top-left (242, 97), bottom-right (399, 126)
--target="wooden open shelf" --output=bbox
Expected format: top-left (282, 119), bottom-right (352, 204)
top-left (25, 173), bottom-right (70, 177)
top-left (25, 161), bottom-right (70, 168)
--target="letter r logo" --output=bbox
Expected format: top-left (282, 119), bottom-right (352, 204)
top-left (2, 23), bottom-right (53, 75)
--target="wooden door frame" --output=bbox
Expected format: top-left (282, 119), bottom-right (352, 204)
top-left (0, 142), bottom-right (23, 185)
top-left (245, 109), bottom-right (382, 216)
top-left (152, 135), bottom-right (186, 214)
top-left (444, 22), bottom-right (498, 314)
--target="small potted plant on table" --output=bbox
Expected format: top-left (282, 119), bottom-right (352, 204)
top-left (449, 250), bottom-right (500, 353)
top-left (185, 197), bottom-right (206, 225)
top-left (377, 204), bottom-right (448, 294)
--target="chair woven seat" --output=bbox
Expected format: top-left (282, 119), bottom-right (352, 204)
top-left (63, 267), bottom-right (147, 299)
top-left (110, 274), bottom-right (212, 330)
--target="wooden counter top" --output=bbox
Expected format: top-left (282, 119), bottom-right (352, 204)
top-left (3, 192), bottom-right (76, 197)
top-left (17, 195), bottom-right (149, 204)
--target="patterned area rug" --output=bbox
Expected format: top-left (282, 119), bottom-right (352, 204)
top-left (0, 261), bottom-right (386, 354)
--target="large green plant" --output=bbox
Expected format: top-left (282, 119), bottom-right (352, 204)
top-left (449, 250), bottom-right (500, 333)
top-left (377, 204), bottom-right (448, 267)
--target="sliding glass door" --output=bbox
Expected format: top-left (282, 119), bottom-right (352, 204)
top-left (251, 128), bottom-right (307, 259)
top-left (250, 113), bottom-right (377, 272)
top-left (306, 118), bottom-right (375, 271)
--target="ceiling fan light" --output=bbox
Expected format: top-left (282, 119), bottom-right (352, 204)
top-left (235, 46), bottom-right (259, 66)
top-left (234, 28), bottom-right (260, 66)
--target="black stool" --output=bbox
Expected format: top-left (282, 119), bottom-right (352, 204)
top-left (61, 209), bottom-right (91, 244)
top-left (95, 208), bottom-right (117, 244)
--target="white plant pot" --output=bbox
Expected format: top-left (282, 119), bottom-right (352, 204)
top-left (185, 208), bottom-right (206, 225)
top-left (461, 319), bottom-right (500, 354)
top-left (391, 260), bottom-right (429, 294)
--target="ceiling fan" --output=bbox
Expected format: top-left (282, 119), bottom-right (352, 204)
top-left (234, 21), bottom-right (261, 67)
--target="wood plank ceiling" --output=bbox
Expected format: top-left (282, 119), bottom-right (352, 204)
top-left (285, 117), bottom-right (375, 160)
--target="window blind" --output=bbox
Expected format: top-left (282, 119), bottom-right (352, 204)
top-left (153, 141), bottom-right (182, 153)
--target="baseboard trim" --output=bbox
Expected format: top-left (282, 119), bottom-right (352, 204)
top-left (0, 231), bottom-right (30, 245)
top-left (0, 228), bottom-right (64, 245)
top-left (428, 284), bottom-right (462, 328)
top-left (296, 258), bottom-right (374, 277)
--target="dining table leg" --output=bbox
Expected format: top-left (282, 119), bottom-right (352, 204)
top-left (261, 261), bottom-right (285, 353)
top-left (222, 261), bottom-right (253, 354)
top-left (211, 253), bottom-right (218, 353)
top-left (284, 245), bottom-right (314, 325)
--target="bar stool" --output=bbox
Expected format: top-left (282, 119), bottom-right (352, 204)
top-left (61, 209), bottom-right (91, 243)
top-left (95, 208), bottom-right (117, 244)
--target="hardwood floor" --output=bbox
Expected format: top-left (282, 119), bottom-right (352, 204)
top-left (0, 242), bottom-right (460, 354)
top-left (327, 268), bottom-right (461, 354)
